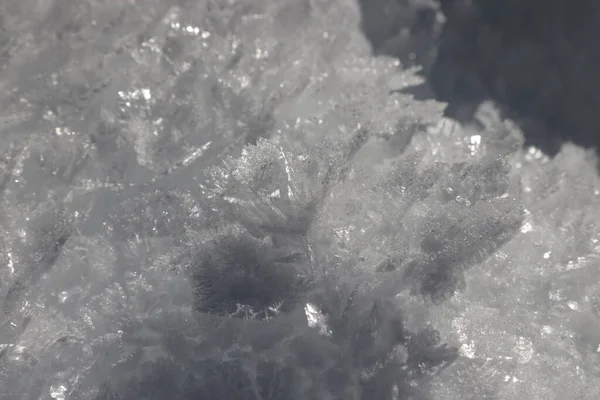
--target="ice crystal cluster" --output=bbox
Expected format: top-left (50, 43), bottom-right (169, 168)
top-left (0, 0), bottom-right (599, 399)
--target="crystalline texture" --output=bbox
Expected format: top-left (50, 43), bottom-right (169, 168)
top-left (1, 0), bottom-right (595, 400)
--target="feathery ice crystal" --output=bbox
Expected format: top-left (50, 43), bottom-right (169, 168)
top-left (5, 0), bottom-right (596, 399)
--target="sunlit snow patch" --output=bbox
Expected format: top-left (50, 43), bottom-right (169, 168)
top-left (304, 303), bottom-right (331, 336)
top-left (50, 384), bottom-right (67, 400)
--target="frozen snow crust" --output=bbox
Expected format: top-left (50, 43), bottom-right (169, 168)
top-left (0, 1), bottom-right (598, 399)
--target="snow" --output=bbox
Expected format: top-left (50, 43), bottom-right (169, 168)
top-left (0, 0), bottom-right (598, 399)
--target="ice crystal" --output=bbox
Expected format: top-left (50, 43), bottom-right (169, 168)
top-left (0, 1), bottom-right (598, 400)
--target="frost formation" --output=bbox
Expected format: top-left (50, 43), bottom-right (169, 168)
top-left (0, 1), bottom-right (598, 400)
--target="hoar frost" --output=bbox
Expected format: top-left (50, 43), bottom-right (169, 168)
top-left (0, 0), bottom-right (597, 399)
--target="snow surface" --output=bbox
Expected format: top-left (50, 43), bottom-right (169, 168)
top-left (0, 0), bottom-right (599, 399)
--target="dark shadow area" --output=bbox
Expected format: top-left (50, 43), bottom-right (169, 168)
top-left (359, 0), bottom-right (600, 159)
